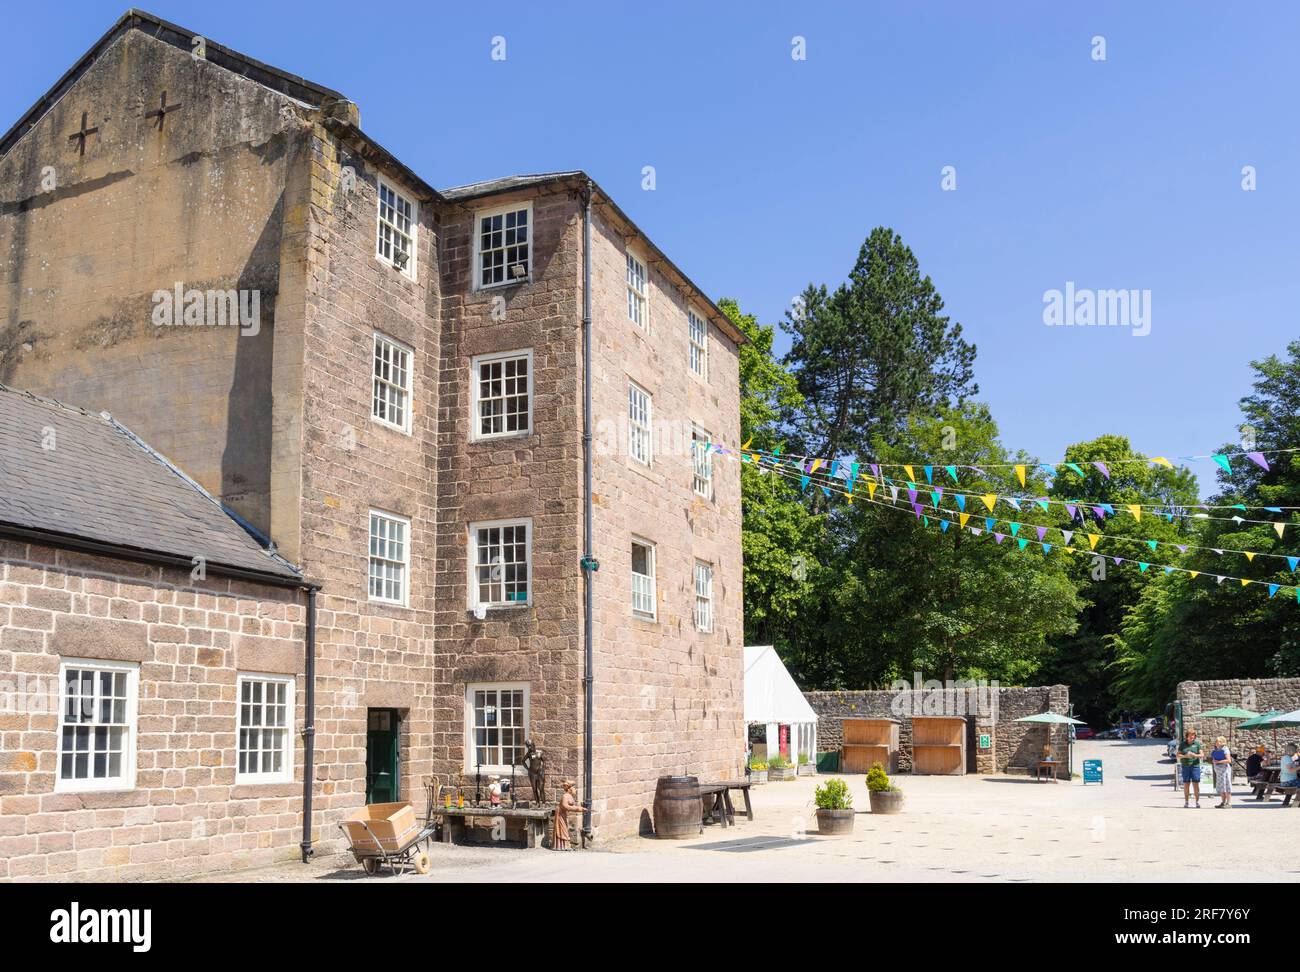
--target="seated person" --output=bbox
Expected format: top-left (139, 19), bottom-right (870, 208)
top-left (1281, 744), bottom-right (1300, 787)
top-left (1245, 745), bottom-right (1266, 781)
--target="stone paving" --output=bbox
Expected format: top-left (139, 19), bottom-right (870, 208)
top-left (196, 739), bottom-right (1300, 883)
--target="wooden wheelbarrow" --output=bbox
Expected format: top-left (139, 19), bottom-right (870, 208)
top-left (338, 802), bottom-right (436, 876)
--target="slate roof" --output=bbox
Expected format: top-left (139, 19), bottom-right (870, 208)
top-left (0, 384), bottom-right (302, 583)
top-left (440, 172), bottom-right (585, 202)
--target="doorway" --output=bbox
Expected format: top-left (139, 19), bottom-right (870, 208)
top-left (366, 708), bottom-right (401, 804)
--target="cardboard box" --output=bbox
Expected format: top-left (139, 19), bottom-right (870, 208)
top-left (341, 802), bottom-right (419, 853)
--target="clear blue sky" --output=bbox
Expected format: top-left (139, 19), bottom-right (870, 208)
top-left (5, 1), bottom-right (1298, 489)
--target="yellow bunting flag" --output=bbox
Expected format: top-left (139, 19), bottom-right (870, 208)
top-left (1087, 534), bottom-right (1100, 550)
top-left (1151, 457), bottom-right (1173, 468)
top-left (903, 465), bottom-right (915, 482)
top-left (741, 438), bottom-right (753, 452)
top-left (1190, 571), bottom-right (1200, 580)
top-left (846, 493), bottom-right (853, 505)
top-left (810, 458), bottom-right (823, 473)
top-left (1127, 504), bottom-right (1142, 522)
top-left (959, 513), bottom-right (970, 529)
top-left (868, 481), bottom-right (878, 501)
top-left (1245, 551), bottom-right (1256, 562)
top-left (981, 494), bottom-right (998, 512)
top-left (1276, 522), bottom-right (1287, 539)
top-left (1015, 465), bottom-right (1026, 487)
top-left (1241, 578), bottom-right (1251, 587)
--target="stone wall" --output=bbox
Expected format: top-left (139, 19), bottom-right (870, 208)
top-left (1177, 678), bottom-right (1300, 752)
top-left (0, 29), bottom-right (310, 545)
top-left (806, 685), bottom-right (1071, 776)
top-left (586, 203), bottom-right (745, 835)
top-left (0, 540), bottom-right (306, 881)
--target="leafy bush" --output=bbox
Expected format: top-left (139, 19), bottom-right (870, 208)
top-left (814, 778), bottom-right (853, 810)
top-left (867, 763), bottom-right (899, 793)
top-left (767, 754), bottom-right (790, 770)
top-left (797, 753), bottom-right (811, 765)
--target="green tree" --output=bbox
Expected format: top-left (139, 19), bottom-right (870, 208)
top-left (1036, 435), bottom-right (1199, 724)
top-left (1112, 340), bottom-right (1300, 712)
top-left (781, 227), bottom-right (977, 460)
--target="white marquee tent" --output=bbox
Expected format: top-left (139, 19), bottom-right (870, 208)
top-left (744, 645), bottom-right (819, 765)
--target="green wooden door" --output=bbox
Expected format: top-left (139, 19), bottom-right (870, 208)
top-left (366, 709), bottom-right (400, 804)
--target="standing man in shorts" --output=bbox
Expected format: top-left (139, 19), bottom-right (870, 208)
top-left (1179, 727), bottom-right (1203, 808)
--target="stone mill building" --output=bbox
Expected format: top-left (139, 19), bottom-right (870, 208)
top-left (0, 9), bottom-right (745, 879)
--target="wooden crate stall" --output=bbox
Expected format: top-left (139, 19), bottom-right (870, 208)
top-left (910, 715), bottom-right (967, 775)
top-left (840, 718), bottom-right (900, 774)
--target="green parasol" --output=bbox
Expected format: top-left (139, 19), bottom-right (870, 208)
top-left (1015, 712), bottom-right (1088, 725)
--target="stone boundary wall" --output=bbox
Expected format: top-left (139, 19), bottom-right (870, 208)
top-left (1177, 678), bottom-right (1300, 753)
top-left (806, 685), bottom-right (1071, 777)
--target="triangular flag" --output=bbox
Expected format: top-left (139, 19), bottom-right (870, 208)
top-left (1036, 526), bottom-right (1048, 541)
top-left (1015, 464), bottom-right (1026, 487)
top-left (1212, 454), bottom-right (1232, 474)
top-left (1246, 452), bottom-right (1269, 471)
top-left (924, 465), bottom-right (933, 483)
top-left (970, 528), bottom-right (983, 537)
top-left (800, 475), bottom-right (810, 491)
top-left (984, 517), bottom-right (996, 532)
top-left (1245, 551), bottom-right (1256, 562)
top-left (904, 465), bottom-right (915, 482)
top-left (740, 437), bottom-right (753, 451)
top-left (810, 457), bottom-right (824, 473)
top-left (1043, 544), bottom-right (1052, 555)
top-left (1275, 523), bottom-right (1286, 539)
top-left (1094, 461), bottom-right (1110, 479)
top-left (1269, 584), bottom-right (1281, 598)
top-left (1151, 457), bottom-right (1173, 468)
top-left (939, 520), bottom-right (949, 533)
top-left (1190, 571), bottom-right (1200, 579)
top-left (1034, 497), bottom-right (1050, 512)
top-left (946, 465), bottom-right (959, 483)
top-left (868, 482), bottom-right (878, 501)
top-left (1066, 463), bottom-right (1085, 477)
top-left (1241, 578), bottom-right (1251, 587)
top-left (1087, 533), bottom-right (1100, 550)
top-left (994, 533), bottom-right (1005, 544)
top-left (1017, 538), bottom-right (1028, 551)
top-left (981, 494), bottom-right (998, 512)
top-left (1146, 540), bottom-right (1158, 552)
top-left (1061, 530), bottom-right (1074, 546)
top-left (959, 513), bottom-right (971, 529)
top-left (930, 490), bottom-right (943, 508)
top-left (1288, 556), bottom-right (1299, 572)
top-left (1138, 563), bottom-right (1150, 573)
top-left (1010, 522), bottom-right (1021, 537)
top-left (1127, 505), bottom-right (1142, 522)
top-left (955, 494), bottom-right (967, 512)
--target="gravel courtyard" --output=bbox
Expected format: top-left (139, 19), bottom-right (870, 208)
top-left (199, 739), bottom-right (1300, 883)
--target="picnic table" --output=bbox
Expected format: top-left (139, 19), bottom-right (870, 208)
top-left (698, 781), bottom-right (754, 828)
top-left (425, 805), bottom-right (555, 849)
top-left (1034, 759), bottom-right (1061, 783)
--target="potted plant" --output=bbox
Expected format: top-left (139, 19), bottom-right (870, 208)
top-left (768, 754), bottom-right (795, 781)
top-left (748, 759), bottom-right (768, 784)
top-left (867, 763), bottom-right (904, 814)
top-left (813, 778), bottom-right (855, 834)
top-left (797, 753), bottom-right (815, 776)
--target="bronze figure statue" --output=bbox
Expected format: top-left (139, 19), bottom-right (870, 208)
top-left (518, 739), bottom-right (547, 804)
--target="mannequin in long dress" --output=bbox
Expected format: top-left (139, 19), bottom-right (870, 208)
top-left (553, 780), bottom-right (581, 850)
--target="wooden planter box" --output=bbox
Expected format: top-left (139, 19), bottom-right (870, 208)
top-left (815, 808), bottom-right (855, 835)
top-left (869, 789), bottom-right (905, 814)
top-left (768, 766), bottom-right (796, 781)
top-left (749, 770), bottom-right (767, 784)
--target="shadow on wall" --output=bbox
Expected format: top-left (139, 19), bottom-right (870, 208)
top-left (221, 195), bottom-right (282, 536)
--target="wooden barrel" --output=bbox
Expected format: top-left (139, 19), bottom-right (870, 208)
top-left (652, 776), bottom-right (701, 839)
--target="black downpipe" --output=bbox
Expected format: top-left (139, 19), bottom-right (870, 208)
top-left (300, 586), bottom-right (317, 862)
top-left (581, 180), bottom-right (595, 840)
